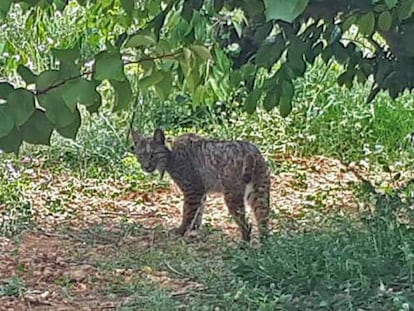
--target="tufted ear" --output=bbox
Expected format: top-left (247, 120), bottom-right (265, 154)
top-left (130, 128), bottom-right (141, 143)
top-left (153, 128), bottom-right (165, 145)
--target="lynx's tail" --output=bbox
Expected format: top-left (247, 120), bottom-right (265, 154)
top-left (244, 155), bottom-right (270, 239)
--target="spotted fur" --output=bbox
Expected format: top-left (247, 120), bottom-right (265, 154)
top-left (131, 128), bottom-right (270, 241)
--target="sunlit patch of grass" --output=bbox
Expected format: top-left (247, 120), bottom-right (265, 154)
top-left (228, 191), bottom-right (414, 310)
top-left (0, 277), bottom-right (26, 298)
top-left (0, 157), bottom-right (34, 237)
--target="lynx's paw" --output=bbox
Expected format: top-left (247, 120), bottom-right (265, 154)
top-left (170, 225), bottom-right (187, 236)
top-left (170, 225), bottom-right (201, 238)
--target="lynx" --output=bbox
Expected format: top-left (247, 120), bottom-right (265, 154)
top-left (130, 128), bottom-right (271, 241)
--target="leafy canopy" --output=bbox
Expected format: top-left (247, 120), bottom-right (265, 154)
top-left (1, 0), bottom-right (414, 153)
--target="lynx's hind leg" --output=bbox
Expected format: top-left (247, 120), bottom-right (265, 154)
top-left (224, 191), bottom-right (252, 241)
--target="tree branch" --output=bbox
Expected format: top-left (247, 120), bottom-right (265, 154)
top-left (35, 51), bottom-right (182, 96)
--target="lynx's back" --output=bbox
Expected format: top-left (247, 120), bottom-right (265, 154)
top-left (131, 129), bottom-right (270, 241)
top-left (169, 133), bottom-right (268, 194)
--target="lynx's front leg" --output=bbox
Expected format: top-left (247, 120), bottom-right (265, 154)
top-left (174, 192), bottom-right (206, 235)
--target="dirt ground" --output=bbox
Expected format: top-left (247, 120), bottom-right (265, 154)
top-left (0, 155), bottom-right (406, 310)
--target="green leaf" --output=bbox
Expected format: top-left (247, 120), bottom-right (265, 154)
top-left (0, 82), bottom-right (14, 99)
top-left (385, 0), bottom-right (397, 9)
top-left (36, 70), bottom-right (62, 91)
top-left (263, 0), bottom-right (309, 23)
top-left (214, 47), bottom-right (231, 71)
top-left (253, 22), bottom-right (273, 43)
top-left (54, 0), bottom-right (69, 11)
top-left (378, 11), bottom-right (393, 31)
top-left (256, 35), bottom-right (285, 69)
top-left (185, 68), bottom-right (201, 93)
top-left (138, 70), bottom-right (164, 89)
top-left (7, 88), bottom-right (35, 126)
top-left (55, 107), bottom-right (81, 140)
top-left (361, 62), bottom-right (373, 76)
top-left (61, 78), bottom-right (99, 111)
top-left (281, 80), bottom-right (294, 101)
top-left (153, 72), bottom-right (173, 100)
top-left (263, 88), bottom-right (280, 111)
top-left (140, 60), bottom-right (155, 73)
top-left (356, 70), bottom-right (368, 84)
top-left (193, 85), bottom-right (207, 106)
top-left (190, 45), bottom-right (212, 61)
top-left (337, 70), bottom-right (355, 89)
top-left (278, 80), bottom-right (294, 117)
top-left (242, 0), bottom-right (266, 22)
top-left (20, 109), bottom-right (54, 145)
top-left (125, 30), bottom-right (157, 48)
top-left (279, 96), bottom-right (293, 117)
top-left (177, 48), bottom-right (195, 78)
top-left (38, 92), bottom-right (76, 127)
top-left (111, 79), bottom-right (133, 112)
top-left (358, 12), bottom-right (375, 36)
top-left (305, 41), bottom-right (323, 64)
top-left (214, 0), bottom-right (224, 12)
top-left (397, 1), bottom-right (413, 20)
top-left (244, 89), bottom-right (262, 114)
top-left (182, 0), bottom-right (202, 21)
top-left (321, 46), bottom-right (333, 64)
top-left (59, 61), bottom-right (81, 79)
top-left (94, 51), bottom-right (125, 82)
top-left (229, 71), bottom-right (243, 88)
top-left (17, 65), bottom-right (37, 85)
top-left (0, 127), bottom-right (21, 154)
top-left (0, 0), bottom-right (11, 18)
top-left (342, 15), bottom-right (357, 32)
top-left (277, 64), bottom-right (295, 81)
top-left (52, 45), bottom-right (80, 63)
top-left (332, 42), bottom-right (349, 64)
top-left (287, 57), bottom-right (306, 77)
top-left (287, 38), bottom-right (307, 77)
top-left (86, 92), bottom-right (102, 114)
top-left (0, 104), bottom-right (14, 138)
top-left (121, 0), bottom-right (134, 15)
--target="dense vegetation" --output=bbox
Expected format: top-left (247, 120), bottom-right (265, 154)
top-left (3, 0), bottom-right (414, 153)
top-left (2, 1), bottom-right (414, 310)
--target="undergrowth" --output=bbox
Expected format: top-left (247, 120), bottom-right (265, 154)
top-left (227, 187), bottom-right (414, 310)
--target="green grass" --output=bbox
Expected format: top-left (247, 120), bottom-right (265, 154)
top-left (0, 277), bottom-right (26, 298)
top-left (0, 157), bottom-right (34, 238)
top-left (230, 224), bottom-right (414, 309)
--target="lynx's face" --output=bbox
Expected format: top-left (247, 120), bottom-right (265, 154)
top-left (130, 128), bottom-right (169, 174)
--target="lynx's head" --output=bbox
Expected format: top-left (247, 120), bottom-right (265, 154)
top-left (130, 128), bottom-right (170, 176)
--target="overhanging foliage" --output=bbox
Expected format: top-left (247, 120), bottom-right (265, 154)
top-left (1, 0), bottom-right (414, 153)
